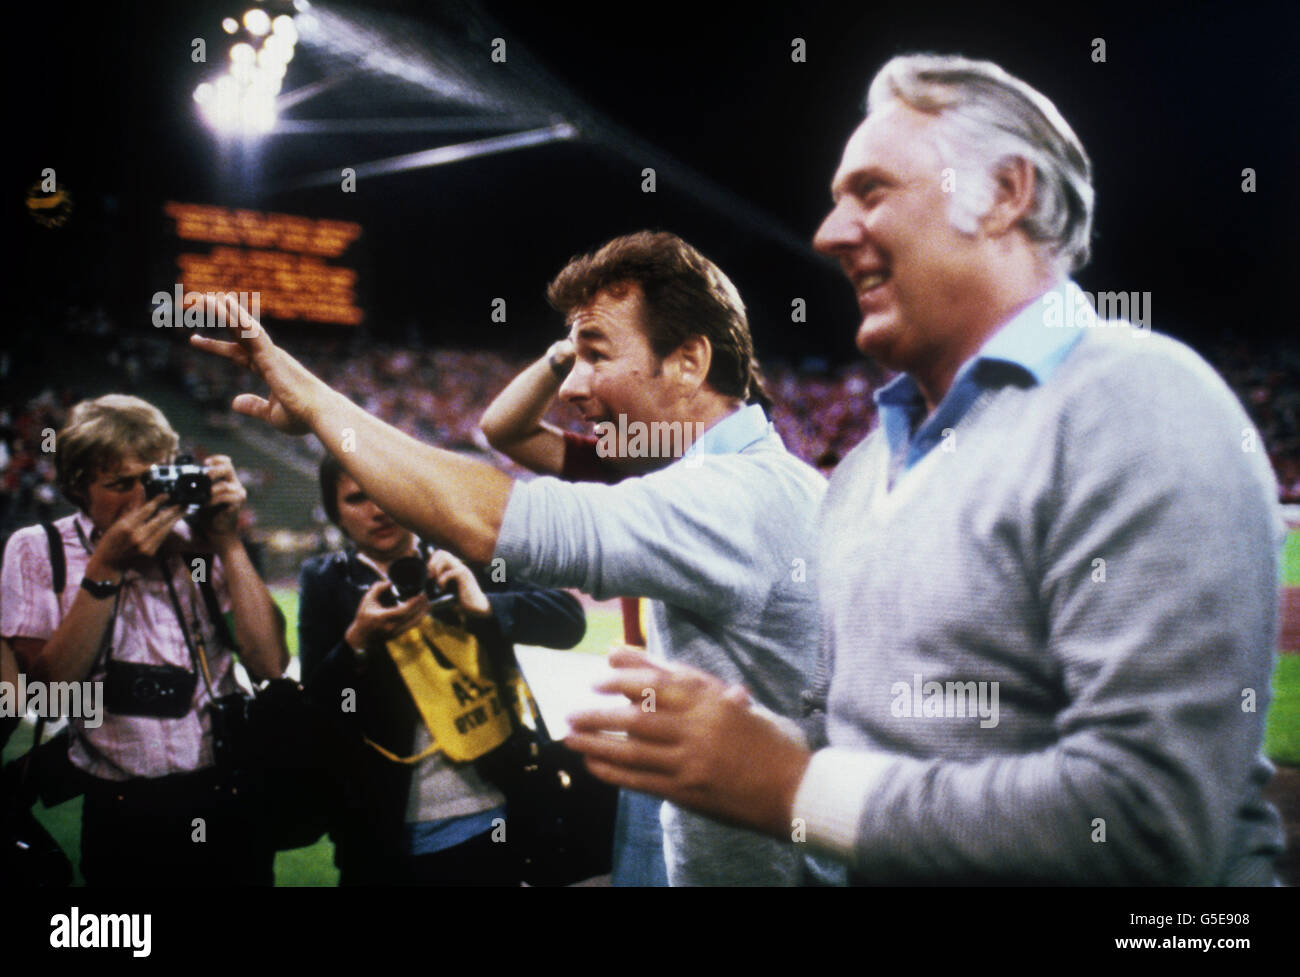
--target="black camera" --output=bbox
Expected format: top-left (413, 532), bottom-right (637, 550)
top-left (377, 555), bottom-right (460, 613)
top-left (143, 454), bottom-right (212, 508)
top-left (208, 690), bottom-right (251, 770)
top-left (103, 661), bottom-right (197, 719)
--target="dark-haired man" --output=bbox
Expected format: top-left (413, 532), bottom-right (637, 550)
top-left (195, 232), bottom-right (826, 885)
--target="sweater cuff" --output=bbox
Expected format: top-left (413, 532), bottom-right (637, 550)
top-left (791, 747), bottom-right (895, 860)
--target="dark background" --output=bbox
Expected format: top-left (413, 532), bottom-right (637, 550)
top-left (7, 0), bottom-right (1298, 385)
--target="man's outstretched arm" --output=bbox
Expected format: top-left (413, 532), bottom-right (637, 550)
top-left (190, 296), bottom-right (513, 564)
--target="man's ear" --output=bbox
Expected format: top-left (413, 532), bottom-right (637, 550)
top-left (666, 335), bottom-right (713, 392)
top-left (979, 156), bottom-right (1037, 238)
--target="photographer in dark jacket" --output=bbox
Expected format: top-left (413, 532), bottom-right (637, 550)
top-left (299, 455), bottom-right (586, 884)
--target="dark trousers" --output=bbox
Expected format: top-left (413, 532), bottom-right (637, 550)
top-left (80, 767), bottom-right (275, 886)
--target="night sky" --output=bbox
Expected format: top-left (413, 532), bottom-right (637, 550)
top-left (9, 0), bottom-right (1298, 383)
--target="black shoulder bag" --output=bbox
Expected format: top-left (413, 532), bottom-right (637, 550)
top-left (477, 645), bottom-right (619, 886)
top-left (1, 522), bottom-right (76, 886)
top-left (163, 555), bottom-right (350, 852)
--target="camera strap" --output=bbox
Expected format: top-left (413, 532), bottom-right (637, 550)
top-left (188, 556), bottom-right (235, 652)
top-left (42, 521), bottom-right (66, 596)
top-left (156, 555), bottom-right (216, 701)
top-left (12, 524), bottom-right (70, 805)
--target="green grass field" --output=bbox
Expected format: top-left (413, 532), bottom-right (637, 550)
top-left (1282, 532), bottom-right (1300, 588)
top-left (1269, 654), bottom-right (1300, 764)
top-left (1268, 532), bottom-right (1300, 764)
top-left (8, 538), bottom-right (1300, 883)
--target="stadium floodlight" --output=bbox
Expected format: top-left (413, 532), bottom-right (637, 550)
top-left (244, 93), bottom-right (277, 134)
top-left (261, 34), bottom-right (294, 65)
top-left (196, 4), bottom-right (298, 139)
top-left (207, 75), bottom-right (242, 130)
top-left (197, 63), bottom-right (280, 137)
top-left (293, 0), bottom-right (310, 11)
top-left (271, 15), bottom-right (298, 43)
top-left (257, 53), bottom-right (288, 79)
top-left (248, 68), bottom-right (283, 97)
top-left (202, 92), bottom-right (279, 136)
top-left (244, 9), bottom-right (271, 36)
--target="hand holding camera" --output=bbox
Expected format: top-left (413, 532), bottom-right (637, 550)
top-left (344, 550), bottom-right (490, 651)
top-left (346, 580), bottom-right (431, 650)
top-left (425, 549), bottom-right (491, 618)
top-left (87, 495), bottom-right (187, 579)
top-left (173, 454), bottom-right (246, 547)
top-left (375, 554), bottom-right (462, 612)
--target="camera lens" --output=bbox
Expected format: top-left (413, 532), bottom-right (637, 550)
top-left (387, 556), bottom-right (427, 601)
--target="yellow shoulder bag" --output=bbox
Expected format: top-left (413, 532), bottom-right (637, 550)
top-left (365, 614), bottom-right (516, 764)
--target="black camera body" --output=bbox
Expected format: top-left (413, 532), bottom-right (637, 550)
top-left (103, 661), bottom-right (197, 719)
top-left (143, 454), bottom-right (212, 508)
top-left (377, 555), bottom-right (460, 613)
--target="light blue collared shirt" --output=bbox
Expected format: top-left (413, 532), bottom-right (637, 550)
top-left (684, 402), bottom-right (774, 458)
top-left (875, 280), bottom-right (1087, 476)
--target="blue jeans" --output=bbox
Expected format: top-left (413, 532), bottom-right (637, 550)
top-left (610, 789), bottom-right (668, 886)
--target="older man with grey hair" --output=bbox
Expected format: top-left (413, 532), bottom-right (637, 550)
top-left (566, 53), bottom-right (1285, 885)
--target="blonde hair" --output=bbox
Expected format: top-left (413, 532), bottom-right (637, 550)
top-left (55, 395), bottom-right (178, 509)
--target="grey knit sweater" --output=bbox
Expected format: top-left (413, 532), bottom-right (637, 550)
top-left (812, 326), bottom-right (1284, 884)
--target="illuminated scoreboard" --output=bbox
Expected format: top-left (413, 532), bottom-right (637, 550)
top-left (163, 202), bottom-right (364, 326)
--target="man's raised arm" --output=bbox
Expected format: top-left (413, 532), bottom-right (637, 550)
top-left (190, 296), bottom-right (513, 564)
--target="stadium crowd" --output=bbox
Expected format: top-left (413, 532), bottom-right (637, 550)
top-left (6, 318), bottom-right (1300, 549)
